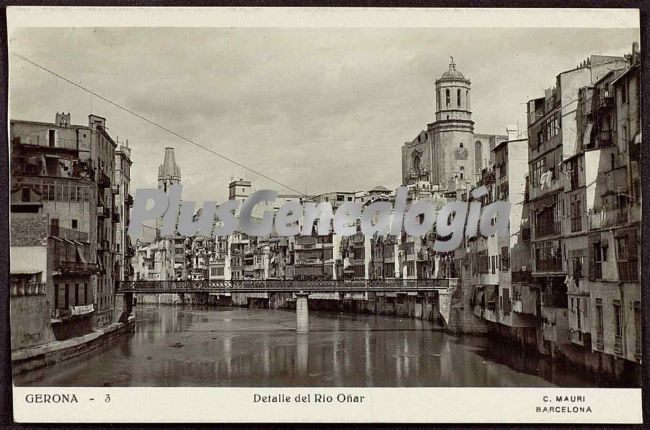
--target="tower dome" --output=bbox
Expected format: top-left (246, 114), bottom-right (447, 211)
top-left (434, 57), bottom-right (472, 121)
top-left (440, 57), bottom-right (466, 80)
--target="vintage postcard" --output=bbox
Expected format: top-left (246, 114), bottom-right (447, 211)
top-left (6, 6), bottom-right (643, 424)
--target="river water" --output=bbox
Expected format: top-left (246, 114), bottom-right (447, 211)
top-left (16, 306), bottom-right (600, 387)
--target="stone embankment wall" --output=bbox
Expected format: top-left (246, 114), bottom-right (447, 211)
top-left (12, 320), bottom-right (135, 376)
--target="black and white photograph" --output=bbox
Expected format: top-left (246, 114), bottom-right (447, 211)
top-left (5, 6), bottom-right (643, 424)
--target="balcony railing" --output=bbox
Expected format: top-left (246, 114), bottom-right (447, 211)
top-left (535, 221), bottom-right (561, 238)
top-left (10, 282), bottom-right (46, 296)
top-left (97, 239), bottom-right (110, 251)
top-left (589, 209), bottom-right (628, 230)
top-left (97, 205), bottom-right (110, 218)
top-left (536, 258), bottom-right (563, 273)
top-left (595, 335), bottom-right (604, 350)
top-left (51, 225), bottom-right (89, 242)
top-left (55, 260), bottom-right (98, 273)
top-left (614, 334), bottom-right (624, 356)
top-left (97, 171), bottom-right (111, 188)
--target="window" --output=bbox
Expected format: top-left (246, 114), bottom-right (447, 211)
top-left (48, 130), bottom-right (55, 147)
top-left (532, 158), bottom-right (546, 187)
top-left (571, 256), bottom-right (584, 279)
top-left (570, 195), bottom-right (582, 232)
top-left (71, 219), bottom-right (78, 229)
top-left (445, 89), bottom-right (450, 107)
top-left (595, 298), bottom-right (604, 349)
top-left (501, 246), bottom-right (510, 271)
top-left (21, 187), bottom-right (30, 202)
top-left (591, 240), bottom-right (607, 280)
top-left (457, 89), bottom-right (461, 106)
top-left (535, 241), bottom-right (562, 272)
top-left (64, 283), bottom-right (70, 308)
top-left (614, 300), bottom-right (623, 354)
top-left (576, 298), bottom-right (582, 330)
top-left (621, 82), bottom-right (627, 103)
top-left (75, 283), bottom-right (79, 306)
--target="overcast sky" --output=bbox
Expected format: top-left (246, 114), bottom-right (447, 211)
top-left (9, 27), bottom-right (639, 202)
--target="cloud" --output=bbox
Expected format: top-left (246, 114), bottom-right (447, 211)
top-left (10, 27), bottom-right (639, 202)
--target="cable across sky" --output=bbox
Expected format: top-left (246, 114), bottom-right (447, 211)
top-left (12, 52), bottom-right (309, 197)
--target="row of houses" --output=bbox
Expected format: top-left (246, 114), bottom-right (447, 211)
top-left (10, 113), bottom-right (135, 350)
top-left (457, 45), bottom-right (642, 382)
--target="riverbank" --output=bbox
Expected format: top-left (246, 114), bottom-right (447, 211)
top-left (11, 318), bottom-right (135, 376)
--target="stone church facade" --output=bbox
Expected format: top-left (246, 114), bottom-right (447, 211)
top-left (401, 59), bottom-right (507, 192)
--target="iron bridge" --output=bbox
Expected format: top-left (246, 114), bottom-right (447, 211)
top-left (116, 279), bottom-right (453, 294)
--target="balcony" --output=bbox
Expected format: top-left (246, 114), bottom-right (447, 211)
top-left (603, 168), bottom-right (628, 196)
top-left (535, 221), bottom-right (561, 239)
top-left (126, 193), bottom-right (134, 206)
top-left (51, 225), bottom-right (89, 242)
top-left (590, 95), bottom-right (614, 115)
top-left (11, 282), bottom-right (46, 296)
top-left (536, 258), bottom-right (563, 273)
top-left (614, 334), bottom-right (624, 356)
top-left (595, 334), bottom-right (604, 350)
top-left (97, 171), bottom-right (111, 188)
top-left (55, 260), bottom-right (98, 274)
top-left (97, 239), bottom-right (110, 251)
top-left (589, 208), bottom-right (628, 230)
top-left (97, 205), bottom-right (110, 218)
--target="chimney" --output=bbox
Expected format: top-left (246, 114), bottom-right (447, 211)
top-left (55, 112), bottom-right (71, 127)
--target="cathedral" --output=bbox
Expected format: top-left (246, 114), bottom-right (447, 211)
top-left (401, 58), bottom-right (507, 193)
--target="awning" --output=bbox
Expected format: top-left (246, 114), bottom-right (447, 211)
top-left (582, 122), bottom-right (593, 147)
top-left (76, 245), bottom-right (88, 264)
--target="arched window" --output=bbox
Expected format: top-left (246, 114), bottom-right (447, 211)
top-left (413, 154), bottom-right (421, 173)
top-left (460, 166), bottom-right (465, 179)
top-left (457, 89), bottom-right (461, 107)
top-left (436, 90), bottom-right (441, 111)
top-left (460, 142), bottom-right (464, 148)
top-left (445, 89), bottom-right (450, 107)
top-left (466, 90), bottom-right (470, 110)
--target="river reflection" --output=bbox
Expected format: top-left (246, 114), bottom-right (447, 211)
top-left (15, 306), bottom-right (601, 387)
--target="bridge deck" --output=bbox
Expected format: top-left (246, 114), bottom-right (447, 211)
top-left (117, 279), bottom-right (454, 294)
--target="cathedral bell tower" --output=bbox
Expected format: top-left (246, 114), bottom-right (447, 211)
top-left (429, 57), bottom-right (475, 191)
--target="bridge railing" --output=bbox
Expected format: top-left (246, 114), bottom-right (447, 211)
top-left (117, 279), bottom-right (452, 293)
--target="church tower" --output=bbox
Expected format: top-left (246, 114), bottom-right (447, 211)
top-left (429, 57), bottom-right (475, 191)
top-left (158, 147), bottom-right (182, 192)
top-left (156, 147), bottom-right (182, 235)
